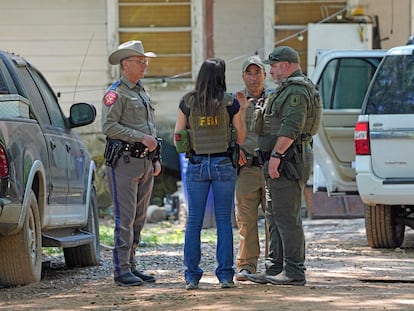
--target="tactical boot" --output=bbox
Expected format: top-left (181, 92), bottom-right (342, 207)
top-left (246, 272), bottom-right (269, 284)
top-left (265, 271), bottom-right (306, 286)
top-left (235, 269), bottom-right (251, 281)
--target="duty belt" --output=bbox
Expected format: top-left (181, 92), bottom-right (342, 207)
top-left (255, 145), bottom-right (301, 180)
top-left (123, 142), bottom-right (149, 158)
top-left (105, 138), bottom-right (150, 167)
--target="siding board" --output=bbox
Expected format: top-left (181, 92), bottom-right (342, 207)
top-left (0, 9), bottom-right (105, 25)
top-left (0, 0), bottom-right (108, 113)
top-left (0, 26), bottom-right (107, 40)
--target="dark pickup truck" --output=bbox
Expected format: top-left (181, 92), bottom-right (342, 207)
top-left (0, 50), bottom-right (99, 286)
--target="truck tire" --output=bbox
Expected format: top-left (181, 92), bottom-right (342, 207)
top-left (0, 190), bottom-right (42, 286)
top-left (365, 204), bottom-right (405, 248)
top-left (64, 186), bottom-right (100, 267)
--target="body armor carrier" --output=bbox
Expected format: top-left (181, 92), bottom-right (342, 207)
top-left (255, 76), bottom-right (322, 139)
top-left (287, 76), bottom-right (322, 136)
top-left (185, 91), bottom-right (233, 155)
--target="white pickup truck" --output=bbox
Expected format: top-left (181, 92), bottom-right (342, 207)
top-left (0, 49), bottom-right (99, 287)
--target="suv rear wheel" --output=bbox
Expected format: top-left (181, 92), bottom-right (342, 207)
top-left (365, 204), bottom-right (405, 248)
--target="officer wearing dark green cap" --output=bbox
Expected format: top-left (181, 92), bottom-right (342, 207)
top-left (247, 46), bottom-right (318, 286)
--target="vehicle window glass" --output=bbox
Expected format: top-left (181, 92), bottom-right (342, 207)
top-left (0, 61), bottom-right (18, 95)
top-left (319, 58), bottom-right (380, 110)
top-left (0, 69), bottom-right (8, 94)
top-left (16, 66), bottom-right (52, 125)
top-left (28, 68), bottom-right (66, 128)
top-left (365, 55), bottom-right (414, 114)
top-left (318, 60), bottom-right (336, 109)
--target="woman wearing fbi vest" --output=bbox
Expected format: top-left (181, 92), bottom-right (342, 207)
top-left (174, 58), bottom-right (248, 290)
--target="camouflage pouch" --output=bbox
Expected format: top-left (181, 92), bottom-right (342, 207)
top-left (174, 130), bottom-right (191, 153)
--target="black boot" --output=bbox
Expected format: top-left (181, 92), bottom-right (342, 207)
top-left (114, 272), bottom-right (144, 286)
top-left (132, 270), bottom-right (156, 283)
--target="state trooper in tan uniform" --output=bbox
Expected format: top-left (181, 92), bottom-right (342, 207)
top-left (102, 40), bottom-right (161, 286)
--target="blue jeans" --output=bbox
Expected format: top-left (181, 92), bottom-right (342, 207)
top-left (184, 155), bottom-right (237, 284)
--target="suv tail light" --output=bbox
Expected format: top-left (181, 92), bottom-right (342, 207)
top-left (355, 121), bottom-right (370, 155)
top-left (0, 145), bottom-right (9, 177)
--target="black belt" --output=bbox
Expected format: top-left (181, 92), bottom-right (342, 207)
top-left (195, 152), bottom-right (230, 158)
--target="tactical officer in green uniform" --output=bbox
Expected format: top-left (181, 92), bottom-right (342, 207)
top-left (102, 41), bottom-right (161, 286)
top-left (247, 46), bottom-right (319, 286)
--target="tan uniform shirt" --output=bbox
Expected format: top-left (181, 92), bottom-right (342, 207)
top-left (102, 75), bottom-right (157, 143)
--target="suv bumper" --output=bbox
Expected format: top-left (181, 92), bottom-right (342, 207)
top-left (356, 156), bottom-right (414, 205)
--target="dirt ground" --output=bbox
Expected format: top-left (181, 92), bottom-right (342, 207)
top-left (1, 218), bottom-right (414, 311)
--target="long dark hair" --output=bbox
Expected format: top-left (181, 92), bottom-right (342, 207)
top-left (194, 58), bottom-right (227, 115)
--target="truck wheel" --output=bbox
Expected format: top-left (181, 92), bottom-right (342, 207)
top-left (365, 204), bottom-right (405, 248)
top-left (64, 187), bottom-right (100, 267)
top-left (0, 190), bottom-right (42, 286)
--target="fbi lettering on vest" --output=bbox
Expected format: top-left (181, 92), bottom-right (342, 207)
top-left (199, 116), bottom-right (218, 126)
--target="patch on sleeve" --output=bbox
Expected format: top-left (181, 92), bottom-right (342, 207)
top-left (289, 95), bottom-right (301, 107)
top-left (103, 91), bottom-right (118, 107)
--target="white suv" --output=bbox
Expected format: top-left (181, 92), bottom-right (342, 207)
top-left (311, 49), bottom-right (386, 195)
top-left (355, 44), bottom-right (414, 248)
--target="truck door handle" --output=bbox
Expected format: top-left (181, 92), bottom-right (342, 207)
top-left (49, 139), bottom-right (56, 150)
top-left (65, 142), bottom-right (71, 153)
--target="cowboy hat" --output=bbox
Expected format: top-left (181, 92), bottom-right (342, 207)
top-left (108, 40), bottom-right (156, 65)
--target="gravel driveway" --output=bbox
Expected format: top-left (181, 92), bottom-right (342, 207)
top-left (1, 217), bottom-right (414, 310)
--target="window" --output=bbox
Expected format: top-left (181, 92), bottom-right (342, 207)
top-left (365, 55), bottom-right (414, 114)
top-left (319, 57), bottom-right (381, 109)
top-left (19, 65), bottom-right (65, 128)
top-left (0, 72), bottom-right (7, 94)
top-left (274, 1), bottom-right (347, 75)
top-left (29, 68), bottom-right (66, 128)
top-left (118, 0), bottom-right (192, 78)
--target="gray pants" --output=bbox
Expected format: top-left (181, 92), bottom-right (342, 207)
top-left (106, 156), bottom-right (154, 277)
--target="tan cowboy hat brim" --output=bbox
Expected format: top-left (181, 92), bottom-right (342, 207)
top-left (108, 40), bottom-right (157, 65)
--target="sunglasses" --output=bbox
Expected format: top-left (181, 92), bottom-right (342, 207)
top-left (268, 54), bottom-right (288, 63)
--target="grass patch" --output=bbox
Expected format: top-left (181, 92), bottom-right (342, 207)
top-left (43, 247), bottom-right (62, 256)
top-left (43, 220), bottom-right (239, 255)
top-left (100, 221), bottom-right (219, 247)
top-left (100, 224), bottom-right (115, 246)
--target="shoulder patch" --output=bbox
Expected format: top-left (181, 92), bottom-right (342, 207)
top-left (103, 80), bottom-right (121, 107)
top-left (289, 94), bottom-right (301, 107)
top-left (103, 91), bottom-right (118, 107)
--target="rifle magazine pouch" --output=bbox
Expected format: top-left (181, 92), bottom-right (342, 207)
top-left (174, 130), bottom-right (191, 153)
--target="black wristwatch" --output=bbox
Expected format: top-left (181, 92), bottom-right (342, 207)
top-left (271, 150), bottom-right (286, 159)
